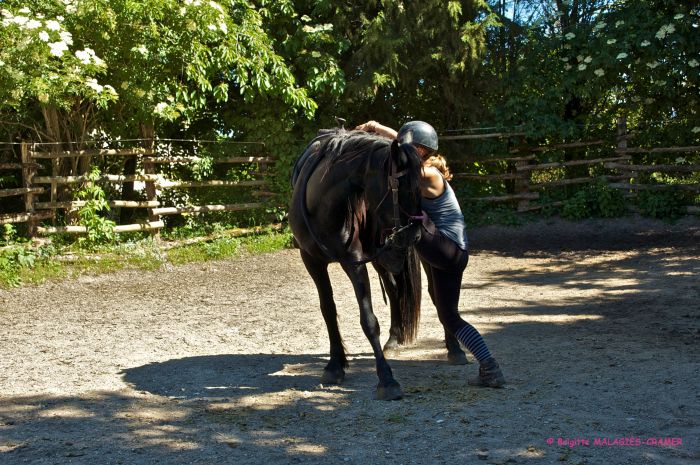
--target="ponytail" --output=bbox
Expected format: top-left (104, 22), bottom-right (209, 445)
top-left (424, 154), bottom-right (453, 181)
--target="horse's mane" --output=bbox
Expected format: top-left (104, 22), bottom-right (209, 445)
top-left (316, 129), bottom-right (422, 194)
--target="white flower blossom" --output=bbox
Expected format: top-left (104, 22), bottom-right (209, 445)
top-left (615, 21), bottom-right (625, 27)
top-left (646, 61), bottom-right (660, 69)
top-left (616, 53), bottom-right (628, 59)
top-left (12, 15), bottom-right (29, 26)
top-left (48, 41), bottom-right (68, 57)
top-left (154, 102), bottom-right (169, 114)
top-left (641, 40), bottom-right (651, 47)
top-left (18, 7), bottom-right (31, 14)
top-left (25, 19), bottom-right (41, 29)
top-left (565, 32), bottom-right (576, 40)
top-left (219, 22), bottom-right (227, 34)
top-left (577, 55), bottom-right (584, 62)
top-left (607, 38), bottom-right (616, 44)
top-left (1, 9), bottom-right (12, 18)
top-left (673, 14), bottom-right (684, 20)
top-left (578, 64), bottom-right (587, 71)
top-left (45, 19), bottom-right (61, 31)
top-left (691, 127), bottom-right (700, 134)
top-left (561, 57), bottom-right (569, 62)
top-left (564, 64), bottom-right (572, 71)
top-left (103, 85), bottom-right (117, 96)
top-left (85, 78), bottom-right (104, 93)
top-left (39, 31), bottom-right (50, 42)
top-left (594, 68), bottom-right (605, 77)
top-left (207, 24), bottom-right (217, 31)
top-left (75, 49), bottom-right (90, 63)
top-left (59, 31), bottom-right (73, 45)
top-left (655, 80), bottom-right (666, 86)
top-left (584, 56), bottom-right (593, 63)
top-left (594, 22), bottom-right (606, 31)
top-left (209, 1), bottom-right (224, 13)
top-left (656, 24), bottom-right (675, 39)
top-left (689, 59), bottom-right (699, 68)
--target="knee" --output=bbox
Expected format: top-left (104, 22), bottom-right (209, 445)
top-left (436, 309), bottom-right (464, 335)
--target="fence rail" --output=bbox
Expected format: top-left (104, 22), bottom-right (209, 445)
top-left (449, 118), bottom-right (699, 213)
top-left (1, 141), bottom-right (274, 237)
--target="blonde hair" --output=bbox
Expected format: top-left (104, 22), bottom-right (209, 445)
top-left (423, 154), bottom-right (453, 181)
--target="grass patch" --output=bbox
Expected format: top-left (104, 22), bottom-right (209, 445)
top-left (1, 226), bottom-right (293, 289)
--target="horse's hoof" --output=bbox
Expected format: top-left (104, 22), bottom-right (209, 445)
top-left (447, 352), bottom-right (469, 365)
top-left (321, 369), bottom-right (345, 385)
top-left (375, 383), bottom-right (403, 401)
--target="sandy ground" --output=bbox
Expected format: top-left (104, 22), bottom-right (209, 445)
top-left (0, 217), bottom-right (698, 465)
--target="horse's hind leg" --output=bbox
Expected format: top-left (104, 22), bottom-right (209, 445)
top-left (342, 263), bottom-right (402, 400)
top-left (300, 250), bottom-right (347, 384)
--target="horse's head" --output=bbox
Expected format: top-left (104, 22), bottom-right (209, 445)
top-left (369, 139), bottom-right (423, 273)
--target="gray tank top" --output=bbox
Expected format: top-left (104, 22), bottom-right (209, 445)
top-left (422, 178), bottom-right (468, 250)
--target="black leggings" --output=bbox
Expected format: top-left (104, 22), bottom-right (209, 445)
top-left (414, 217), bottom-right (469, 336)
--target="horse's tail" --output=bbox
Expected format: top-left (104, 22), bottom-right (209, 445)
top-left (381, 246), bottom-right (422, 344)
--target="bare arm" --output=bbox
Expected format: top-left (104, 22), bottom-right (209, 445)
top-left (421, 166), bottom-right (445, 199)
top-left (355, 120), bottom-right (398, 139)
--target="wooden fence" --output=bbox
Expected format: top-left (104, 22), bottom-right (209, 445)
top-left (1, 141), bottom-right (274, 237)
top-left (444, 118), bottom-right (700, 214)
top-left (2, 122), bottom-right (699, 239)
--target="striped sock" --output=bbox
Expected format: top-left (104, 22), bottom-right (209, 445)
top-left (454, 324), bottom-right (492, 363)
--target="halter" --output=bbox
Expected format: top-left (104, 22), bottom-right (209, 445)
top-left (376, 154), bottom-right (426, 247)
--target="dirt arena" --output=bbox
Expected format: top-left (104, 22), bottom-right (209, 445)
top-left (1, 217), bottom-right (698, 465)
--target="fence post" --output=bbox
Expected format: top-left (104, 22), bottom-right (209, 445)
top-left (515, 136), bottom-right (532, 212)
top-left (142, 140), bottom-right (160, 240)
top-left (20, 142), bottom-right (37, 237)
top-left (615, 116), bottom-right (635, 203)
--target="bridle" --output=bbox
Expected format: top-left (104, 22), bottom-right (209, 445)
top-left (375, 154), bottom-right (425, 248)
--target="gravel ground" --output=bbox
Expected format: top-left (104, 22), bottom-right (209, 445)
top-left (0, 217), bottom-right (698, 465)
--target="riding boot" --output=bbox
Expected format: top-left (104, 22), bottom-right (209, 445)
top-left (468, 357), bottom-right (505, 388)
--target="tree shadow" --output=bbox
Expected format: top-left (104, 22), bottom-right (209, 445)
top-left (469, 217), bottom-right (700, 256)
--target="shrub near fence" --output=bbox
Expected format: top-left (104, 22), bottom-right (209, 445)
top-left (5, 141), bottom-right (275, 238)
top-left (444, 118), bottom-right (700, 217)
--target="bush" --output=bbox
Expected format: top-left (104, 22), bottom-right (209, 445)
top-left (637, 190), bottom-right (685, 220)
top-left (562, 181), bottom-right (626, 220)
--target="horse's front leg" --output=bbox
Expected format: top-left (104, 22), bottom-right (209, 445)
top-left (342, 263), bottom-right (402, 400)
top-left (372, 265), bottom-right (401, 355)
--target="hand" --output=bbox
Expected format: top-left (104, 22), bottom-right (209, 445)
top-left (355, 120), bottom-right (379, 132)
top-left (355, 121), bottom-right (397, 139)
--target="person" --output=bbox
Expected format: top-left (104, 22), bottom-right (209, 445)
top-left (355, 120), bottom-right (506, 388)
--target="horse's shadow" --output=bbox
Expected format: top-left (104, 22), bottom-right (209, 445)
top-left (121, 350), bottom-right (462, 401)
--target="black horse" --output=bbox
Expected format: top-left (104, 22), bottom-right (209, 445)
top-left (289, 129), bottom-right (425, 400)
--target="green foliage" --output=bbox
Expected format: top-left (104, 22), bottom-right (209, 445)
top-left (75, 167), bottom-right (116, 248)
top-left (0, 0), bottom-right (317, 144)
top-left (637, 190), bottom-right (684, 220)
top-left (562, 181), bottom-right (626, 220)
top-left (489, 1), bottom-right (699, 142)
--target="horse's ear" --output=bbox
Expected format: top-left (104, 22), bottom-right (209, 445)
top-left (391, 140), bottom-right (410, 168)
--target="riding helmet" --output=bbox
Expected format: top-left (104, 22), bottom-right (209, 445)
top-left (397, 121), bottom-right (438, 153)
